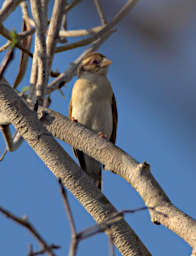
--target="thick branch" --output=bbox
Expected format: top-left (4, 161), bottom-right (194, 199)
top-left (36, 107), bottom-right (196, 252)
top-left (0, 80), bottom-right (150, 256)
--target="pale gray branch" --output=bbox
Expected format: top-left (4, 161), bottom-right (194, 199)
top-left (46, 0), bottom-right (66, 71)
top-left (0, 79), bottom-right (151, 256)
top-left (59, 26), bottom-right (103, 38)
top-left (30, 0), bottom-right (48, 102)
top-left (55, 0), bottom-right (138, 53)
top-left (36, 107), bottom-right (196, 254)
top-left (0, 41), bottom-right (11, 53)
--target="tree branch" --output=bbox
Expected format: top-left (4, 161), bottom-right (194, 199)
top-left (59, 26), bottom-right (103, 38)
top-left (0, 80), bottom-right (151, 256)
top-left (94, 0), bottom-right (107, 25)
top-left (30, 0), bottom-right (48, 103)
top-left (35, 106), bottom-right (196, 253)
top-left (0, 206), bottom-right (59, 256)
top-left (0, 0), bottom-right (23, 24)
top-left (46, 0), bottom-right (66, 71)
top-left (0, 23), bottom-right (33, 57)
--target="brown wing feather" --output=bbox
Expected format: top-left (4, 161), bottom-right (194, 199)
top-left (69, 97), bottom-right (87, 168)
top-left (110, 93), bottom-right (118, 144)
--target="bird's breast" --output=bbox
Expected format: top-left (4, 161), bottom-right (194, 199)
top-left (71, 77), bottom-right (113, 138)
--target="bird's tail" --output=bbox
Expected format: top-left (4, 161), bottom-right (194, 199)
top-left (74, 149), bottom-right (102, 190)
top-left (83, 154), bottom-right (102, 190)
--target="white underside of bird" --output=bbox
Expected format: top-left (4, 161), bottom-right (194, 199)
top-left (70, 73), bottom-right (113, 189)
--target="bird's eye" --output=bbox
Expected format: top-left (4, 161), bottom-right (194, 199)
top-left (92, 59), bottom-right (98, 64)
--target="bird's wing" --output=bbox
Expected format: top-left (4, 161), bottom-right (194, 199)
top-left (69, 96), bottom-right (86, 169)
top-left (110, 93), bottom-right (118, 144)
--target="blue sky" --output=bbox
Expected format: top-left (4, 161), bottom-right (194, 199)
top-left (0, 0), bottom-right (196, 255)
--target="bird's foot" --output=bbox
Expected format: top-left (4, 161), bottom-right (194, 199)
top-left (71, 117), bottom-right (78, 123)
top-left (98, 132), bottom-right (107, 139)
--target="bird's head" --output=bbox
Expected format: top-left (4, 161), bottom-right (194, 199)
top-left (77, 52), bottom-right (112, 77)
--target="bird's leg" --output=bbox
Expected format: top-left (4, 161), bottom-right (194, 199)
top-left (98, 131), bottom-right (107, 139)
top-left (71, 117), bottom-right (78, 123)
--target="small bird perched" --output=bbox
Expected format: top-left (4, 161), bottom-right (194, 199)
top-left (69, 52), bottom-right (117, 190)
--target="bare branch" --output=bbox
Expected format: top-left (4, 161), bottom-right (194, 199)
top-left (58, 179), bottom-right (78, 256)
top-left (46, 0), bottom-right (66, 71)
top-left (0, 23), bottom-right (33, 57)
top-left (14, 17), bottom-right (32, 88)
top-left (0, 47), bottom-right (14, 79)
top-left (30, 0), bottom-right (48, 103)
top-left (59, 26), bottom-right (103, 38)
top-left (0, 41), bottom-right (11, 53)
top-left (34, 106), bottom-right (196, 252)
top-left (94, 0), bottom-right (107, 25)
top-left (55, 0), bottom-right (138, 53)
top-left (65, 0), bottom-right (82, 13)
top-left (0, 80), bottom-right (151, 256)
top-left (0, 206), bottom-right (59, 256)
top-left (0, 0), bottom-right (23, 23)
top-left (58, 179), bottom-right (77, 235)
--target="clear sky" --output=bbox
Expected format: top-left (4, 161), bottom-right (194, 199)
top-left (0, 0), bottom-right (196, 255)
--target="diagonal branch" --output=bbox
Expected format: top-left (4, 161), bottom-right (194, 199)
top-left (94, 0), bottom-right (107, 25)
top-left (59, 26), bottom-right (103, 38)
top-left (0, 0), bottom-right (23, 23)
top-left (0, 206), bottom-right (58, 256)
top-left (0, 23), bottom-right (33, 57)
top-left (35, 106), bottom-right (196, 253)
top-left (55, 0), bottom-right (138, 53)
top-left (0, 79), bottom-right (151, 256)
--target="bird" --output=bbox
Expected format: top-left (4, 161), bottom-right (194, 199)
top-left (69, 52), bottom-right (117, 190)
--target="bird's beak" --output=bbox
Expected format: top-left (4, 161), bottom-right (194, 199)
top-left (101, 58), bottom-right (112, 67)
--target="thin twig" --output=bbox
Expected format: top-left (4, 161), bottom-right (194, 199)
top-left (59, 26), bottom-right (103, 37)
top-left (55, 0), bottom-right (138, 53)
top-left (0, 0), bottom-right (23, 24)
top-left (0, 148), bottom-right (7, 161)
top-left (0, 23), bottom-right (33, 57)
top-left (94, 0), bottom-right (107, 25)
top-left (58, 179), bottom-right (77, 235)
top-left (108, 232), bottom-right (115, 256)
top-left (76, 207), bottom-right (167, 241)
top-left (14, 14), bottom-right (32, 88)
top-left (0, 41), bottom-right (12, 53)
top-left (0, 206), bottom-right (59, 256)
top-left (28, 245), bottom-right (60, 256)
top-left (58, 179), bottom-right (79, 256)
top-left (0, 47), bottom-right (14, 79)
top-left (65, 0), bottom-right (82, 13)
